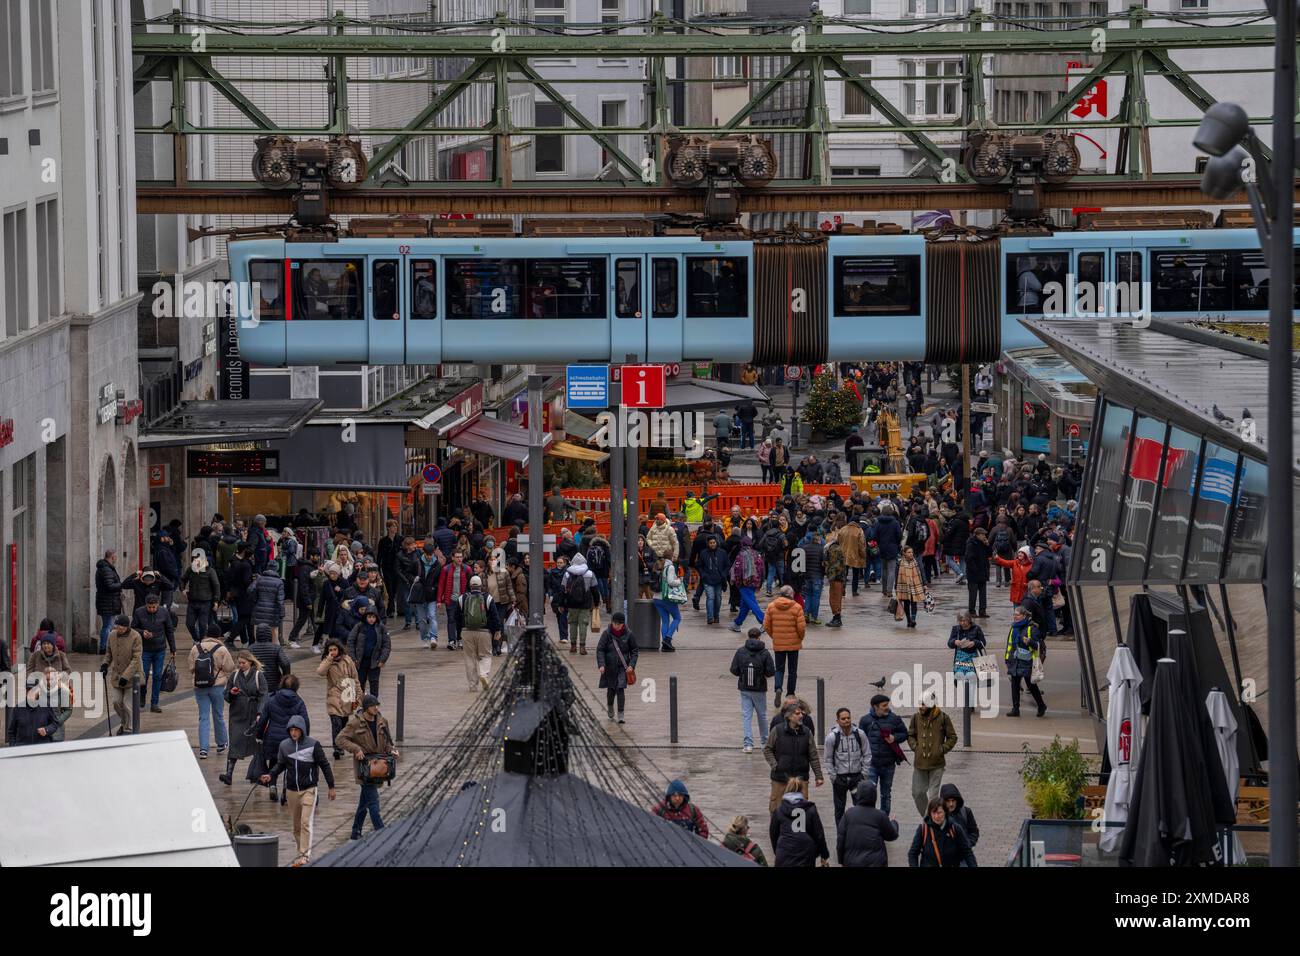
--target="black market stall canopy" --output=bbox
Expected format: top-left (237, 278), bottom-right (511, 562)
top-left (138, 399), bottom-right (322, 449)
top-left (659, 379), bottom-right (769, 412)
top-left (235, 421), bottom-right (411, 492)
top-left (448, 416), bottom-right (552, 464)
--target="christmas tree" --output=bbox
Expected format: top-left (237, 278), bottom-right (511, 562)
top-left (803, 371), bottom-right (862, 438)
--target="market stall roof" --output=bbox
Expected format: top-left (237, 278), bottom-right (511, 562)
top-left (563, 409), bottom-right (600, 441)
top-left (138, 399), bottom-right (322, 449)
top-left (449, 415), bottom-right (551, 464)
top-left (547, 439), bottom-right (609, 463)
top-left (661, 379), bottom-right (768, 411)
top-left (1001, 346), bottom-right (1095, 420)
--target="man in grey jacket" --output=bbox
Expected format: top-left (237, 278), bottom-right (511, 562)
top-left (824, 707), bottom-right (871, 824)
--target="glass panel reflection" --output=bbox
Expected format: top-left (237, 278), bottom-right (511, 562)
top-left (1080, 401), bottom-right (1134, 582)
top-left (1148, 426), bottom-right (1200, 582)
top-left (1112, 416), bottom-right (1167, 580)
top-left (1226, 456), bottom-right (1267, 581)
top-left (1186, 441), bottom-right (1238, 581)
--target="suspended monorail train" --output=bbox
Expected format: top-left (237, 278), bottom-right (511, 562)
top-left (228, 227), bottom-right (1296, 367)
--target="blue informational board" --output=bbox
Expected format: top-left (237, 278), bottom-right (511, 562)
top-left (567, 365), bottom-right (610, 409)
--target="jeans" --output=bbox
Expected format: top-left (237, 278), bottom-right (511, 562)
top-left (921, 555), bottom-right (939, 585)
top-left (882, 558), bottom-right (898, 596)
top-left (739, 690), bottom-right (768, 747)
top-left (944, 555), bottom-right (964, 577)
top-left (774, 649), bottom-right (800, 696)
top-left (868, 555), bottom-right (882, 583)
top-left (764, 560), bottom-right (785, 593)
top-left (352, 783), bottom-right (384, 837)
top-left (194, 685), bottom-right (228, 751)
top-left (411, 601), bottom-right (438, 643)
top-left (99, 613), bottom-right (115, 654)
top-left (653, 598), bottom-right (681, 643)
top-left (740, 421), bottom-right (754, 449)
top-left (803, 577), bottom-right (823, 621)
top-left (867, 762), bottom-right (896, 816)
top-left (595, 577), bottom-right (610, 610)
top-left (702, 583), bottom-right (721, 621)
top-left (733, 587), bottom-right (764, 628)
top-left (186, 600), bottom-right (212, 642)
top-left (141, 649), bottom-right (167, 708)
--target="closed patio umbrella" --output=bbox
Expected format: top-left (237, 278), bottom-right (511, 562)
top-left (1099, 644), bottom-right (1142, 853)
top-left (1206, 688), bottom-right (1245, 864)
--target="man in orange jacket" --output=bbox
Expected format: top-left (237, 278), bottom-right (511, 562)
top-left (763, 585), bottom-right (807, 708)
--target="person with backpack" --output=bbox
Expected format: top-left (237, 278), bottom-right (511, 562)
top-left (722, 815), bottom-right (768, 865)
top-left (595, 610), bottom-right (639, 723)
top-left (455, 576), bottom-right (501, 693)
top-left (317, 639), bottom-right (361, 760)
top-left (858, 694), bottom-right (908, 816)
top-left (729, 626), bottom-right (775, 753)
top-left (651, 779), bottom-right (709, 838)
top-left (824, 707), bottom-right (871, 825)
top-left (581, 533), bottom-right (613, 612)
top-left (908, 797), bottom-right (977, 867)
top-left (728, 536), bottom-right (766, 633)
top-left (260, 714), bottom-right (336, 866)
top-left (989, 514), bottom-right (1018, 589)
top-left (346, 603), bottom-right (391, 698)
top-left (560, 553), bottom-right (598, 655)
top-left (249, 623), bottom-right (292, 695)
top-left (837, 780), bottom-right (899, 867)
top-left (189, 622), bottom-right (236, 759)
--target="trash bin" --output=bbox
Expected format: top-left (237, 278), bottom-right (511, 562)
top-left (632, 599), bottom-right (660, 651)
top-left (232, 833), bottom-right (279, 868)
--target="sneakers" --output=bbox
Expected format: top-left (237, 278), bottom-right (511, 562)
top-left (728, 624), bottom-right (742, 633)
top-left (692, 602), bottom-right (701, 612)
top-left (198, 750), bottom-right (208, 759)
top-left (333, 749), bottom-right (343, 761)
top-left (446, 642), bottom-right (456, 651)
top-left (1008, 709), bottom-right (1021, 718)
top-left (291, 855), bottom-right (308, 868)
top-left (661, 642), bottom-right (675, 652)
top-left (617, 714), bottom-right (625, 724)
top-left (479, 675), bottom-right (490, 693)
top-left (217, 743), bottom-right (227, 754)
top-left (608, 703), bottom-right (616, 719)
top-left (288, 640), bottom-right (301, 649)
top-left (559, 636), bottom-right (569, 644)
top-left (428, 640), bottom-right (437, 650)
top-left (808, 618), bottom-right (821, 626)
top-left (955, 575), bottom-right (967, 585)
top-left (743, 745), bottom-right (753, 754)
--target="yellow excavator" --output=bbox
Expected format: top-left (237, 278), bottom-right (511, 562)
top-left (847, 406), bottom-right (937, 498)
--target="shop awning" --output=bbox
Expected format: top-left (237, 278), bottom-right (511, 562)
top-left (547, 440), bottom-right (609, 464)
top-left (563, 409), bottom-right (600, 441)
top-left (661, 380), bottom-right (768, 411)
top-left (449, 416), bottom-right (551, 464)
top-left (138, 399), bottom-right (323, 449)
top-left (236, 422), bottom-right (411, 491)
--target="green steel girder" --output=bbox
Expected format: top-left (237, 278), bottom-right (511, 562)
top-left (365, 58), bottom-right (491, 177)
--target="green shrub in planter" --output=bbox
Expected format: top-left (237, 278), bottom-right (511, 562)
top-left (1020, 736), bottom-right (1091, 820)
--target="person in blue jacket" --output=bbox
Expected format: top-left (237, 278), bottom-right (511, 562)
top-left (858, 694), bottom-right (909, 816)
top-left (872, 502), bottom-right (903, 597)
top-left (251, 673), bottom-right (310, 804)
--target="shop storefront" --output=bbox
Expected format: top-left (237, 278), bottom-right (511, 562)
top-left (997, 347), bottom-right (1096, 464)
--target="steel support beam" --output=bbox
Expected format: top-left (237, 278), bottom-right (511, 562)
top-left (364, 58), bottom-right (490, 179)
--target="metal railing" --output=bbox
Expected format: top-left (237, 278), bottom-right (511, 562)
top-left (1006, 818), bottom-right (1274, 867)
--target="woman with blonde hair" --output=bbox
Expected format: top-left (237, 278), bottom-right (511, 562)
top-left (722, 815), bottom-right (768, 865)
top-left (769, 777), bottom-right (830, 867)
top-left (219, 650), bottom-right (266, 785)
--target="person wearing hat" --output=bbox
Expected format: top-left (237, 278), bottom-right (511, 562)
top-left (122, 565), bottom-right (175, 611)
top-left (336, 694), bottom-right (399, 841)
top-left (153, 529), bottom-right (182, 595)
top-left (346, 601), bottom-right (391, 698)
top-left (27, 632), bottom-right (69, 675)
top-left (102, 615), bottom-right (144, 735)
top-left (455, 575), bottom-right (501, 693)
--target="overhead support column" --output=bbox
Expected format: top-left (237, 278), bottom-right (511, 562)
top-left (527, 372), bottom-right (545, 628)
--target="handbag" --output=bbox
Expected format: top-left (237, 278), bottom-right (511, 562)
top-left (610, 633), bottom-right (636, 685)
top-left (1051, 591), bottom-right (1066, 610)
top-left (161, 658), bottom-right (178, 694)
top-left (887, 596), bottom-right (899, 615)
top-left (503, 608), bottom-right (526, 642)
top-left (923, 589), bottom-right (935, 613)
top-left (973, 654), bottom-right (1001, 676)
top-left (665, 576), bottom-right (688, 605)
top-left (590, 604), bottom-right (602, 633)
top-left (1031, 654), bottom-right (1045, 684)
top-left (356, 754), bottom-right (398, 785)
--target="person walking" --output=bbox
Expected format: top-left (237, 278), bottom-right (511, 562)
top-left (189, 623), bottom-right (236, 759)
top-left (695, 533), bottom-right (729, 625)
top-left (595, 610), bottom-right (638, 723)
top-left (455, 575), bottom-right (501, 693)
top-left (316, 639), bottom-right (361, 759)
top-left (940, 783), bottom-right (980, 865)
top-left (561, 552), bottom-right (598, 655)
top-left (728, 536), bottom-right (766, 632)
top-left (336, 695), bottom-right (398, 841)
top-left (729, 626), bottom-right (775, 753)
top-left (182, 549), bottom-right (222, 642)
top-left (346, 603), bottom-right (391, 698)
top-left (763, 699), bottom-right (825, 813)
top-left (652, 560), bottom-right (685, 652)
top-left (130, 592), bottom-right (175, 714)
top-left (101, 615), bottom-right (143, 735)
top-left (801, 527), bottom-right (826, 625)
top-left (219, 650), bottom-right (266, 785)
top-left (823, 532), bottom-right (847, 628)
top-left (438, 550), bottom-right (472, 651)
top-left (948, 611), bottom-right (987, 711)
top-left (763, 585), bottom-right (806, 707)
top-left (824, 707), bottom-right (871, 825)
top-left (252, 673), bottom-right (310, 804)
top-left (893, 546), bottom-right (926, 628)
top-left (651, 780), bottom-right (710, 838)
top-left (260, 714), bottom-right (336, 866)
top-left (409, 541), bottom-right (442, 648)
top-left (907, 797), bottom-right (976, 867)
top-left (769, 779), bottom-right (831, 867)
top-left (859, 694), bottom-right (909, 816)
top-left (836, 780), bottom-right (899, 867)
top-left (906, 695), bottom-right (957, 817)
top-left (249, 623), bottom-right (292, 694)
top-left (874, 503), bottom-right (903, 598)
top-left (1004, 605), bottom-right (1047, 717)
top-left (963, 527), bottom-right (991, 618)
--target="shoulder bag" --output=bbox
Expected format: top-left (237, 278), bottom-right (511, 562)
top-left (610, 634), bottom-right (636, 686)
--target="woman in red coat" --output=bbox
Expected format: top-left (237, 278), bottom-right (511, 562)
top-left (992, 546), bottom-right (1032, 605)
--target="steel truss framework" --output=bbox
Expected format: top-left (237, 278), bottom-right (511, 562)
top-left (132, 7), bottom-right (1293, 214)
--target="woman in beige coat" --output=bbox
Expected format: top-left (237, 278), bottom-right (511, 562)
top-left (317, 638), bottom-right (360, 759)
top-left (894, 545), bottom-right (927, 629)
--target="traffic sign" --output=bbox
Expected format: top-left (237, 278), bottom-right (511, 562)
top-left (422, 463), bottom-right (442, 483)
top-left (1023, 401), bottom-right (1035, 416)
top-left (785, 365), bottom-right (803, 382)
top-left (566, 364), bottom-right (610, 409)
top-left (620, 364), bottom-right (666, 409)
top-left (970, 401), bottom-right (997, 414)
top-left (1068, 422), bottom-right (1081, 438)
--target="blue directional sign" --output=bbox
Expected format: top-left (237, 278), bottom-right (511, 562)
top-left (566, 364), bottom-right (610, 409)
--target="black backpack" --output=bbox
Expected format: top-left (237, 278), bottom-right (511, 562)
top-left (991, 526), bottom-right (1012, 553)
top-left (738, 650), bottom-right (766, 692)
top-left (564, 571), bottom-right (590, 608)
top-left (912, 519), bottom-right (929, 544)
top-left (193, 640), bottom-right (218, 688)
top-left (586, 543), bottom-right (609, 575)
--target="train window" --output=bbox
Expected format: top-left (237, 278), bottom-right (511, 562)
top-left (833, 256), bottom-right (921, 317)
top-left (686, 256), bottom-right (747, 317)
top-left (653, 258), bottom-right (678, 318)
top-left (249, 260), bottom-right (285, 321)
top-left (525, 258), bottom-right (606, 318)
top-left (411, 260), bottom-right (437, 319)
top-left (445, 259), bottom-right (523, 318)
top-left (291, 259), bottom-right (363, 321)
top-left (1005, 253), bottom-right (1067, 316)
top-left (372, 260), bottom-right (399, 320)
top-left (615, 259), bottom-right (641, 318)
top-left (1114, 252), bottom-right (1144, 314)
top-left (1075, 252), bottom-right (1103, 314)
top-left (1151, 250), bottom-right (1232, 312)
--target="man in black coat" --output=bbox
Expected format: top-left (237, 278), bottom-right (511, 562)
top-left (95, 550), bottom-right (124, 653)
top-left (1021, 580), bottom-right (1057, 637)
top-left (763, 701), bottom-right (826, 813)
top-left (837, 780), bottom-right (899, 867)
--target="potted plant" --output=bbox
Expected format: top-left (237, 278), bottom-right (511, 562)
top-left (1019, 736), bottom-right (1093, 860)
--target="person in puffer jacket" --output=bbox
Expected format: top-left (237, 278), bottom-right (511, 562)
top-left (249, 624), bottom-right (292, 694)
top-left (651, 779), bottom-right (709, 838)
top-left (769, 778), bottom-right (830, 867)
top-left (940, 782), bottom-right (980, 865)
top-left (249, 570), bottom-right (286, 643)
top-left (836, 780), bottom-right (899, 867)
top-left (260, 714), bottom-right (336, 866)
top-left (251, 674), bottom-right (309, 803)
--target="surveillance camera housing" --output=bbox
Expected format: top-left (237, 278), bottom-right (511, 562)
top-left (1200, 145), bottom-right (1250, 200)
top-left (1193, 102), bottom-right (1250, 157)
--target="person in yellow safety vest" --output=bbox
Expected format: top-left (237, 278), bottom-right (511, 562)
top-left (681, 490), bottom-right (720, 525)
top-left (865, 463), bottom-right (882, 474)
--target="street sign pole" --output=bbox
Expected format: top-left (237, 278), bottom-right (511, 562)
top-left (623, 356), bottom-right (640, 617)
top-left (527, 372), bottom-right (545, 627)
top-left (609, 391), bottom-right (625, 617)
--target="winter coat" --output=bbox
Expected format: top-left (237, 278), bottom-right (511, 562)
top-left (249, 573), bottom-right (286, 628)
top-left (409, 554), bottom-right (442, 604)
top-left (317, 652), bottom-right (361, 717)
top-left (874, 514), bottom-right (903, 561)
top-left (646, 521), bottom-right (679, 563)
top-left (836, 522), bottom-right (867, 568)
top-left (1003, 618), bottom-right (1041, 679)
top-left (893, 558), bottom-right (926, 603)
top-left (948, 624), bottom-right (987, 675)
top-left (131, 605), bottom-right (176, 654)
top-left (941, 516), bottom-right (970, 558)
top-left (837, 781), bottom-right (899, 867)
top-left (722, 831), bottom-right (768, 866)
top-left (993, 553), bottom-right (1032, 604)
top-left (651, 780), bottom-right (709, 838)
top-left (729, 543), bottom-right (765, 590)
top-left (963, 535), bottom-right (992, 584)
top-left (454, 591), bottom-right (503, 634)
top-left (347, 620), bottom-right (392, 669)
top-left (758, 527), bottom-right (788, 565)
top-left (226, 559), bottom-right (256, 616)
top-left (764, 719), bottom-right (824, 783)
top-left (6, 698), bottom-right (58, 745)
top-left (437, 563), bottom-right (472, 604)
top-left (509, 566), bottom-right (529, 617)
top-left (248, 629), bottom-right (292, 694)
top-left (939, 783), bottom-right (980, 847)
top-left (187, 636), bottom-right (236, 687)
top-left (224, 666), bottom-right (266, 759)
top-left (104, 627), bottom-right (145, 685)
top-left (335, 710), bottom-right (396, 760)
top-left (770, 795), bottom-right (830, 867)
top-left (595, 626), bottom-right (639, 690)
top-left (267, 715), bottom-right (335, 792)
top-left (95, 559), bottom-right (124, 615)
top-left (763, 596), bottom-right (806, 652)
top-left (27, 646), bottom-right (70, 674)
top-left (907, 707), bottom-right (957, 771)
top-left (695, 546), bottom-right (730, 587)
top-left (486, 568), bottom-right (516, 608)
top-left (255, 688), bottom-right (310, 775)
top-left (858, 709), bottom-right (909, 768)
top-left (908, 816), bottom-right (976, 867)
top-left (729, 637), bottom-right (775, 692)
top-left (823, 541), bottom-right (847, 582)
top-left (183, 564), bottom-right (222, 603)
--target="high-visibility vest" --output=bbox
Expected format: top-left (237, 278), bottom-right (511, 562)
top-left (683, 497), bottom-right (703, 523)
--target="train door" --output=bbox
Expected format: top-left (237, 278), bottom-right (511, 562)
top-left (284, 243), bottom-right (369, 362)
top-left (368, 254), bottom-right (405, 364)
top-left (1072, 248), bottom-right (1107, 318)
top-left (646, 256), bottom-right (682, 363)
top-left (611, 254), bottom-right (649, 362)
top-left (1108, 243), bottom-right (1147, 322)
top-left (403, 247), bottom-right (441, 364)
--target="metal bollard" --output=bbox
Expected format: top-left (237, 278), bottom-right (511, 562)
top-left (131, 676), bottom-right (141, 735)
top-left (669, 675), bottom-right (678, 744)
top-left (962, 679), bottom-right (973, 747)
top-left (816, 677), bottom-right (825, 739)
top-left (395, 672), bottom-right (406, 743)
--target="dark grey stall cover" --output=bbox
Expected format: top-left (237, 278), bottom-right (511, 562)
top-left (236, 423), bottom-right (410, 491)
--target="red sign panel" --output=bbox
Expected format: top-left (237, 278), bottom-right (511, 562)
top-left (0, 418), bottom-right (13, 449)
top-left (1068, 422), bottom-right (1081, 438)
top-left (1127, 436), bottom-right (1189, 487)
top-left (620, 364), bottom-right (666, 409)
top-left (1023, 401), bottom-right (1035, 416)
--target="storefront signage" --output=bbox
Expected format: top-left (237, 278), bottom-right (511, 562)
top-left (0, 418), bottom-right (13, 449)
top-left (970, 401), bottom-right (997, 414)
top-left (9, 544), bottom-right (17, 664)
top-left (451, 381), bottom-right (484, 425)
top-left (220, 309), bottom-right (247, 400)
top-left (619, 365), bottom-right (666, 409)
top-left (148, 463), bottom-right (170, 488)
top-left (186, 449), bottom-right (281, 478)
top-left (185, 358), bottom-right (205, 382)
top-left (1023, 401), bottom-right (1035, 416)
top-left (97, 383), bottom-right (117, 425)
top-left (1067, 422), bottom-right (1081, 438)
top-left (119, 399), bottom-right (144, 425)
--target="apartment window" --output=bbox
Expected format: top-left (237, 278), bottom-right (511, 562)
top-left (902, 61), bottom-right (917, 116)
top-left (34, 198), bottom-right (58, 324)
top-left (29, 0), bottom-right (54, 93)
top-left (844, 0), bottom-right (872, 12)
top-left (1089, 1), bottom-right (1108, 18)
top-left (601, 0), bottom-right (620, 29)
top-left (92, 0), bottom-right (106, 308)
top-left (533, 0), bottom-right (566, 26)
top-left (1033, 2), bottom-right (1050, 21)
top-left (1, 0), bottom-right (22, 98)
top-left (924, 61), bottom-right (961, 115)
top-left (832, 166), bottom-right (882, 177)
top-left (4, 206), bottom-right (29, 337)
top-left (714, 56), bottom-right (746, 82)
top-left (1033, 90), bottom-right (1051, 121)
top-left (1180, 0), bottom-right (1207, 7)
top-left (600, 100), bottom-right (625, 167)
top-left (534, 100), bottom-right (566, 174)
top-left (843, 59), bottom-right (873, 116)
top-left (1060, 1), bottom-right (1080, 24)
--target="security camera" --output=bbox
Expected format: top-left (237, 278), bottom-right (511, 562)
top-left (1200, 145), bottom-right (1251, 201)
top-left (1193, 102), bottom-right (1250, 158)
